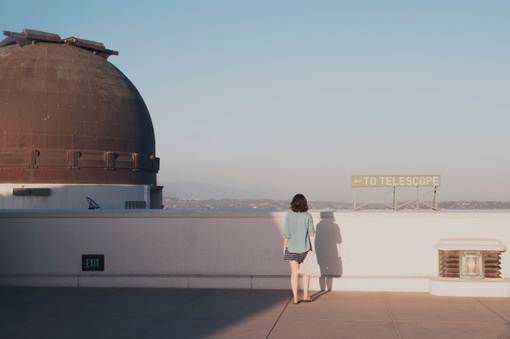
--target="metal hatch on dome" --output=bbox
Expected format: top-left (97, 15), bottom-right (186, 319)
top-left (2, 29), bottom-right (118, 58)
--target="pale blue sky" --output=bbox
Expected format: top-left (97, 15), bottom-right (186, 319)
top-left (2, 1), bottom-right (509, 201)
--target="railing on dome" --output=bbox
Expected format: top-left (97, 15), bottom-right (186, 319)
top-left (2, 29), bottom-right (118, 59)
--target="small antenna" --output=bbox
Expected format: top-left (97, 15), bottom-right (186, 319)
top-left (86, 197), bottom-right (101, 210)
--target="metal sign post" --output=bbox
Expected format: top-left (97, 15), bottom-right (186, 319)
top-left (351, 175), bottom-right (441, 211)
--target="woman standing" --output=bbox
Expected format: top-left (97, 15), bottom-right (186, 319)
top-left (283, 193), bottom-right (315, 304)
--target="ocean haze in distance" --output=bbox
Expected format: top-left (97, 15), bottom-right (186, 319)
top-left (162, 181), bottom-right (268, 200)
top-left (162, 182), bottom-right (510, 211)
top-left (162, 181), bottom-right (510, 205)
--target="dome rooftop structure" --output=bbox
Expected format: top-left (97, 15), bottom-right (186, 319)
top-left (0, 29), bottom-right (159, 185)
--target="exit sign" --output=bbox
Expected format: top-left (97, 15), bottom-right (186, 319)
top-left (82, 254), bottom-right (105, 271)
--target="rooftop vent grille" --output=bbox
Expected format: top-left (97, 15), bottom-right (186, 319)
top-left (438, 250), bottom-right (502, 279)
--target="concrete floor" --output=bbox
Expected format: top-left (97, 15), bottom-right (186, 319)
top-left (1, 287), bottom-right (510, 339)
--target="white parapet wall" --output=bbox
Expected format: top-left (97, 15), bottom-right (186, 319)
top-left (0, 210), bottom-right (509, 296)
top-left (0, 184), bottom-right (150, 209)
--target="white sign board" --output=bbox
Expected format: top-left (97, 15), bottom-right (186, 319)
top-left (351, 175), bottom-right (441, 187)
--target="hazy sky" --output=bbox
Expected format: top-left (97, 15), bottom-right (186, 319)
top-left (2, 1), bottom-right (509, 202)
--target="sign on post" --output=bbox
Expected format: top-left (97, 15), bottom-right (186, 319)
top-left (351, 175), bottom-right (441, 187)
top-left (351, 175), bottom-right (441, 211)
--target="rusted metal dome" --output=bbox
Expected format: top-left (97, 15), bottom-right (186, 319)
top-left (0, 29), bottom-right (159, 185)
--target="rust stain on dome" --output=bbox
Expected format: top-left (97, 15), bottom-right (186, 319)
top-left (0, 29), bottom-right (159, 185)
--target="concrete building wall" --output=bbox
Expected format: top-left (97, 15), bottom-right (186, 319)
top-left (0, 184), bottom-right (149, 209)
top-left (0, 210), bottom-right (509, 295)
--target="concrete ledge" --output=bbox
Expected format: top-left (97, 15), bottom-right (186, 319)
top-left (0, 274), bottom-right (279, 290)
top-left (252, 275), bottom-right (289, 289)
top-left (78, 275), bottom-right (254, 289)
top-left (429, 277), bottom-right (510, 297)
top-left (3, 274), bottom-right (510, 297)
top-left (0, 274), bottom-right (430, 292)
top-left (436, 237), bottom-right (506, 251)
top-left (309, 276), bottom-right (430, 292)
top-left (0, 275), bottom-right (79, 287)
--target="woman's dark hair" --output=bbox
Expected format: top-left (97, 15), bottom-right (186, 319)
top-left (290, 193), bottom-right (308, 212)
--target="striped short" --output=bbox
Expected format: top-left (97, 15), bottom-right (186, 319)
top-left (284, 249), bottom-right (308, 264)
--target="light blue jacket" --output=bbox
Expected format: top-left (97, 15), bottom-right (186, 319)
top-left (283, 211), bottom-right (315, 253)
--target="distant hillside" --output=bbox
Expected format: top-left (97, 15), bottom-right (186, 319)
top-left (162, 197), bottom-right (510, 211)
top-left (160, 181), bottom-right (510, 210)
top-left (161, 181), bottom-right (265, 200)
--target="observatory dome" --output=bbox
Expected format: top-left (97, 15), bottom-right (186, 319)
top-left (0, 29), bottom-right (159, 185)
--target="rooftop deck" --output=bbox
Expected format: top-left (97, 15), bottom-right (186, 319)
top-left (2, 210), bottom-right (510, 337)
top-left (1, 286), bottom-right (510, 339)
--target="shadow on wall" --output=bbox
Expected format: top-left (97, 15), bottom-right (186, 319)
top-left (315, 211), bottom-right (343, 291)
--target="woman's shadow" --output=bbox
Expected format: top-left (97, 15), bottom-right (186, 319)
top-left (314, 211), bottom-right (342, 296)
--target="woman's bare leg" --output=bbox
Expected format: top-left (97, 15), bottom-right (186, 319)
top-left (289, 260), bottom-right (300, 303)
top-left (302, 274), bottom-right (311, 301)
